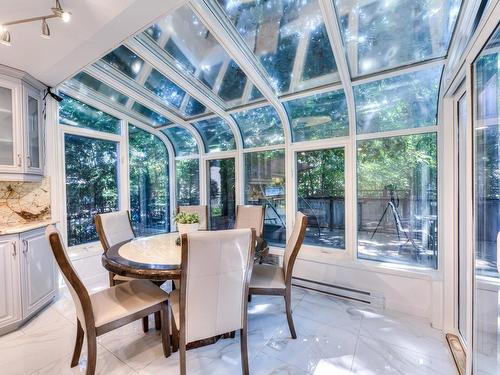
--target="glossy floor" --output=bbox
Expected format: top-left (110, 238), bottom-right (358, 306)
top-left (0, 275), bottom-right (456, 374)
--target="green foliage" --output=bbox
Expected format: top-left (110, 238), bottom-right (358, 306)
top-left (176, 159), bottom-right (200, 205)
top-left (175, 212), bottom-right (200, 224)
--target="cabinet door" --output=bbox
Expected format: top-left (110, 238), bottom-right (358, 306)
top-left (24, 86), bottom-right (43, 174)
top-left (0, 80), bottom-right (22, 172)
top-left (21, 229), bottom-right (56, 318)
top-left (0, 237), bottom-right (22, 328)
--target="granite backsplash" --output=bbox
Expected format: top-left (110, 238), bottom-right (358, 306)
top-left (0, 178), bottom-right (51, 227)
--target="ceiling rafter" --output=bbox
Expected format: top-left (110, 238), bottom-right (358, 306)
top-left (189, 0), bottom-right (292, 146)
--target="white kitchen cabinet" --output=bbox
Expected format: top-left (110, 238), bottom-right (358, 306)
top-left (0, 236), bottom-right (22, 330)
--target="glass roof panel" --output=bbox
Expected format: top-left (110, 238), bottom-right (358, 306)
top-left (193, 117), bottom-right (236, 153)
top-left (161, 126), bottom-right (199, 156)
top-left (218, 0), bottom-right (339, 95)
top-left (232, 105), bottom-right (284, 148)
top-left (131, 102), bottom-right (173, 128)
top-left (354, 65), bottom-right (443, 134)
top-left (145, 6), bottom-right (260, 108)
top-left (70, 72), bottom-right (129, 105)
top-left (102, 45), bottom-right (144, 79)
top-left (335, 0), bottom-right (461, 77)
top-left (285, 89), bottom-right (349, 142)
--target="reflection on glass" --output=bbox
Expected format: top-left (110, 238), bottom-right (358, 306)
top-left (176, 159), bottom-right (200, 206)
top-left (285, 89), bottom-right (349, 142)
top-left (208, 158), bottom-right (236, 230)
top-left (218, 0), bottom-right (339, 94)
top-left (129, 125), bottom-right (169, 236)
top-left (101, 45), bottom-right (144, 79)
top-left (72, 72), bottom-right (129, 105)
top-left (354, 66), bottom-right (442, 134)
top-left (473, 26), bottom-right (500, 375)
top-left (131, 102), bottom-right (172, 128)
top-left (65, 134), bottom-right (119, 246)
top-left (232, 105), bottom-right (284, 148)
top-left (27, 96), bottom-right (40, 168)
top-left (357, 133), bottom-right (438, 268)
top-left (59, 93), bottom-right (121, 134)
top-left (244, 150), bottom-right (286, 247)
top-left (162, 126), bottom-right (199, 156)
top-left (297, 148), bottom-right (345, 249)
top-left (193, 117), bottom-right (236, 153)
top-left (334, 0), bottom-right (461, 76)
top-left (0, 87), bottom-right (13, 165)
top-left (145, 6), bottom-right (255, 107)
top-left (144, 69), bottom-right (186, 109)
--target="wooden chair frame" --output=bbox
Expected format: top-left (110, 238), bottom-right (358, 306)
top-left (47, 230), bottom-right (171, 375)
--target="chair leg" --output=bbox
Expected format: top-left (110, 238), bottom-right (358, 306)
top-left (142, 316), bottom-right (149, 333)
top-left (171, 317), bottom-right (179, 353)
top-left (180, 332), bottom-right (187, 375)
top-left (240, 328), bottom-right (249, 375)
top-left (108, 272), bottom-right (115, 287)
top-left (160, 302), bottom-right (171, 358)
top-left (71, 319), bottom-right (84, 367)
top-left (154, 311), bottom-right (161, 330)
top-left (284, 292), bottom-right (297, 339)
top-left (86, 330), bottom-right (97, 375)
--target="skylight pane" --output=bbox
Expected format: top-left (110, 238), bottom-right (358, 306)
top-left (102, 45), bottom-right (144, 79)
top-left (335, 0), bottom-right (461, 77)
top-left (71, 72), bottom-right (129, 105)
top-left (161, 126), bottom-right (199, 156)
top-left (354, 66), bottom-right (442, 134)
top-left (193, 117), bottom-right (236, 153)
top-left (145, 6), bottom-right (258, 108)
top-left (131, 102), bottom-right (172, 128)
top-left (232, 105), bottom-right (284, 148)
top-left (218, 0), bottom-right (339, 95)
top-left (144, 69), bottom-right (186, 109)
top-left (285, 89), bottom-right (349, 142)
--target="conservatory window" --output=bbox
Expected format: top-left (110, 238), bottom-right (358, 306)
top-left (232, 105), bottom-right (284, 148)
top-left (284, 89), bottom-right (349, 142)
top-left (176, 159), bottom-right (200, 206)
top-left (71, 72), bottom-right (129, 105)
top-left (161, 126), bottom-right (199, 156)
top-left (297, 148), bottom-right (345, 249)
top-left (354, 66), bottom-right (442, 135)
top-left (334, 0), bottom-right (461, 76)
top-left (208, 158), bottom-right (236, 230)
top-left (144, 68), bottom-right (186, 109)
top-left (218, 0), bottom-right (340, 94)
top-left (131, 102), bottom-right (173, 128)
top-left (357, 133), bottom-right (438, 269)
top-left (64, 134), bottom-right (119, 246)
top-left (59, 93), bottom-right (121, 134)
top-left (193, 117), bottom-right (236, 153)
top-left (102, 45), bottom-right (144, 79)
top-left (244, 150), bottom-right (286, 247)
top-left (129, 125), bottom-right (169, 236)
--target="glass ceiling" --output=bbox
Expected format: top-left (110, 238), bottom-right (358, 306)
top-left (59, 0), bottom-right (463, 156)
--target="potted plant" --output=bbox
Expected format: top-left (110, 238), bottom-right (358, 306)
top-left (175, 212), bottom-right (200, 234)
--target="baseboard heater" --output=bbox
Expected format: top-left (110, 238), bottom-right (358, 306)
top-left (292, 276), bottom-right (385, 309)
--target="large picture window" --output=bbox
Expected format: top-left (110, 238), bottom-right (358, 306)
top-left (208, 158), bottom-right (236, 230)
top-left (244, 150), bottom-right (286, 247)
top-left (357, 133), bottom-right (438, 268)
top-left (297, 148), bottom-right (345, 249)
top-left (64, 134), bottom-right (119, 246)
top-left (129, 125), bottom-right (169, 236)
top-left (176, 159), bottom-right (200, 206)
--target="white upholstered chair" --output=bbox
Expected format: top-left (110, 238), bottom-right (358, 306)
top-left (169, 229), bottom-right (256, 375)
top-left (45, 225), bottom-right (171, 375)
top-left (248, 212), bottom-right (307, 339)
top-left (177, 205), bottom-right (208, 230)
top-left (235, 205), bottom-right (268, 261)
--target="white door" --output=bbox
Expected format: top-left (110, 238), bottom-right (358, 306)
top-left (0, 237), bottom-right (22, 329)
top-left (20, 229), bottom-right (56, 318)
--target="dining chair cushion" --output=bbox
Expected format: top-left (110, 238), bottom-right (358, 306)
top-left (178, 205), bottom-right (208, 230)
top-left (91, 279), bottom-right (169, 328)
top-left (249, 264), bottom-right (286, 290)
top-left (235, 205), bottom-right (265, 238)
top-left (98, 211), bottom-right (135, 248)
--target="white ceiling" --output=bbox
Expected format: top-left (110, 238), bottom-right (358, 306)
top-left (0, 0), bottom-right (186, 86)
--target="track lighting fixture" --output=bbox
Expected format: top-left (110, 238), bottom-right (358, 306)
top-left (0, 0), bottom-right (71, 46)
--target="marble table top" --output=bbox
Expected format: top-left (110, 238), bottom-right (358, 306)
top-left (118, 233), bottom-right (181, 266)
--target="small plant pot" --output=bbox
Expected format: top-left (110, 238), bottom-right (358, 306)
top-left (177, 223), bottom-right (199, 234)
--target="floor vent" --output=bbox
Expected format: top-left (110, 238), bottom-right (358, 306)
top-left (292, 276), bottom-right (385, 309)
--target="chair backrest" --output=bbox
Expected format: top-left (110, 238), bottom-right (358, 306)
top-left (177, 205), bottom-right (208, 231)
top-left (283, 212), bottom-right (308, 284)
top-left (235, 205), bottom-right (265, 238)
top-left (180, 229), bottom-right (255, 343)
top-left (95, 211), bottom-right (135, 252)
top-left (45, 225), bottom-right (94, 331)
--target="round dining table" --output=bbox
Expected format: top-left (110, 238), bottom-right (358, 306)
top-left (102, 232), bottom-right (182, 282)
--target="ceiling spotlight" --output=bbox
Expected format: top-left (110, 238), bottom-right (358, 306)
top-left (0, 29), bottom-right (11, 46)
top-left (41, 19), bottom-right (50, 39)
top-left (52, 0), bottom-right (71, 23)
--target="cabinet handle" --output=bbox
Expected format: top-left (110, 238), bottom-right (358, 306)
top-left (11, 241), bottom-right (16, 257)
top-left (27, 155), bottom-right (31, 167)
top-left (17, 154), bottom-right (22, 167)
top-left (22, 240), bottom-right (28, 256)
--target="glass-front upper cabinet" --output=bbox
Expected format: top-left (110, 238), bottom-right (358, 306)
top-left (0, 80), bottom-right (17, 171)
top-left (24, 85), bottom-right (43, 174)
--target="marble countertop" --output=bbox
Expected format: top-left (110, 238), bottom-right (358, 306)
top-left (0, 220), bottom-right (57, 235)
